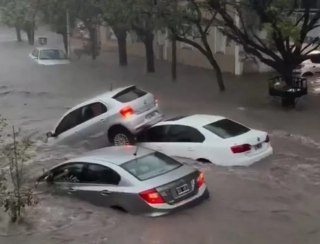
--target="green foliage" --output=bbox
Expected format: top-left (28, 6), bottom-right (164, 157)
top-left (100, 0), bottom-right (133, 29)
top-left (0, 116), bottom-right (38, 223)
top-left (39, 0), bottom-right (74, 34)
top-left (0, 0), bottom-right (39, 28)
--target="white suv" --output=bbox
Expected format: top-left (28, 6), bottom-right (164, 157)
top-left (293, 50), bottom-right (320, 77)
top-left (46, 85), bottom-right (163, 145)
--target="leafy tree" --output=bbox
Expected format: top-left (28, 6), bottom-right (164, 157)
top-left (71, 0), bottom-right (102, 60)
top-left (0, 0), bottom-right (40, 44)
top-left (209, 0), bottom-right (320, 85)
top-left (0, 118), bottom-right (37, 223)
top-left (158, 0), bottom-right (225, 91)
top-left (101, 0), bottom-right (132, 66)
top-left (130, 0), bottom-right (164, 73)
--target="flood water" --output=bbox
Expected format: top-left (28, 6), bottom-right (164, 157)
top-left (0, 26), bottom-right (320, 244)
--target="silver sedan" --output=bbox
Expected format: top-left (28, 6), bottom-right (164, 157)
top-left (36, 146), bottom-right (209, 216)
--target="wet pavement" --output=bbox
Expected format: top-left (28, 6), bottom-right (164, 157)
top-left (0, 26), bottom-right (320, 244)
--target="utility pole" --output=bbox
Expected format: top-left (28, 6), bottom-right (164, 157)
top-left (66, 9), bottom-right (71, 58)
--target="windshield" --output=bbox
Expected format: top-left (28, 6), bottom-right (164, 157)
top-left (121, 152), bottom-right (182, 181)
top-left (204, 119), bottom-right (250, 139)
top-left (113, 86), bottom-right (147, 103)
top-left (39, 49), bottom-right (67, 60)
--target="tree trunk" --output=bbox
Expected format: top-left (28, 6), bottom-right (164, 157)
top-left (89, 27), bottom-right (98, 60)
top-left (208, 56), bottom-right (225, 91)
top-left (114, 28), bottom-right (128, 66)
top-left (62, 32), bottom-right (68, 55)
top-left (143, 31), bottom-right (155, 73)
top-left (171, 34), bottom-right (177, 81)
top-left (26, 26), bottom-right (35, 45)
top-left (15, 26), bottom-right (22, 42)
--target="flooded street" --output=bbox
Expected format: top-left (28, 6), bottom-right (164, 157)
top-left (0, 26), bottom-right (320, 244)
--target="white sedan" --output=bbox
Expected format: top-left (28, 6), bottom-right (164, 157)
top-left (136, 115), bottom-right (273, 166)
top-left (29, 47), bottom-right (70, 65)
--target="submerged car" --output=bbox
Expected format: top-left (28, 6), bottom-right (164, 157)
top-left (29, 47), bottom-right (70, 65)
top-left (136, 114), bottom-right (273, 166)
top-left (293, 50), bottom-right (320, 77)
top-left (46, 85), bottom-right (163, 145)
top-left (36, 146), bottom-right (209, 216)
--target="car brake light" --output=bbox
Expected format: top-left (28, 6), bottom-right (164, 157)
top-left (197, 171), bottom-right (205, 188)
top-left (231, 144), bottom-right (251, 154)
top-left (265, 135), bottom-right (270, 143)
top-left (120, 106), bottom-right (134, 118)
top-left (139, 188), bottom-right (165, 204)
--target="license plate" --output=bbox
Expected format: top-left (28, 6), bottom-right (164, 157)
top-left (254, 143), bottom-right (262, 150)
top-left (145, 111), bottom-right (157, 119)
top-left (176, 184), bottom-right (190, 195)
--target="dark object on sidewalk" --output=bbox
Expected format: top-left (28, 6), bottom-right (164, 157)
top-left (38, 37), bottom-right (47, 45)
top-left (269, 76), bottom-right (307, 108)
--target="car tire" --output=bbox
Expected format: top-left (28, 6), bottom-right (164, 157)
top-left (109, 127), bottom-right (134, 146)
top-left (197, 158), bottom-right (212, 164)
top-left (302, 72), bottom-right (313, 77)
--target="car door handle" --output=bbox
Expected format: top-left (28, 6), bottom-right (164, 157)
top-left (100, 190), bottom-right (111, 196)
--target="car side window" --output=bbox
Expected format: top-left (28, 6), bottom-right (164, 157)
top-left (51, 163), bottom-right (86, 183)
top-left (83, 164), bottom-right (121, 185)
top-left (55, 108), bottom-right (82, 136)
top-left (80, 102), bottom-right (107, 123)
top-left (137, 126), bottom-right (170, 142)
top-left (167, 125), bottom-right (205, 143)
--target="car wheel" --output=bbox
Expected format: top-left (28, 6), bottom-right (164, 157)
top-left (302, 72), bottom-right (313, 77)
top-left (109, 127), bottom-right (134, 146)
top-left (197, 158), bottom-right (212, 164)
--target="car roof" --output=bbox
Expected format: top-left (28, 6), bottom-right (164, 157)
top-left (156, 114), bottom-right (225, 127)
top-left (71, 146), bottom-right (155, 166)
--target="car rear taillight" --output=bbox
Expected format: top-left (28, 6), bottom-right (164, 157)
top-left (139, 188), bottom-right (165, 204)
top-left (197, 171), bottom-right (205, 188)
top-left (231, 144), bottom-right (251, 154)
top-left (120, 106), bottom-right (134, 118)
top-left (265, 135), bottom-right (270, 143)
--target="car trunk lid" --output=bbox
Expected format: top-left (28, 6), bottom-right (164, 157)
top-left (229, 129), bottom-right (268, 154)
top-left (142, 165), bottom-right (200, 205)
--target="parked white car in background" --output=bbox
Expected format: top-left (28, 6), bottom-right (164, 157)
top-left (47, 85), bottom-right (163, 146)
top-left (136, 115), bottom-right (273, 166)
top-left (29, 47), bottom-right (70, 65)
top-left (293, 50), bottom-right (320, 77)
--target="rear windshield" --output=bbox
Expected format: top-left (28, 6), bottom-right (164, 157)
top-left (121, 152), bottom-right (182, 181)
top-left (204, 119), bottom-right (250, 139)
top-left (113, 86), bottom-right (147, 103)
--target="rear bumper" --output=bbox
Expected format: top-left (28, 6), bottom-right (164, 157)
top-left (125, 106), bottom-right (163, 134)
top-left (142, 185), bottom-right (210, 217)
top-left (233, 146), bottom-right (273, 167)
